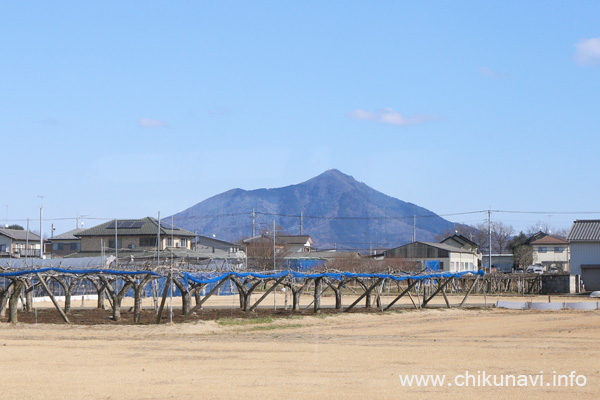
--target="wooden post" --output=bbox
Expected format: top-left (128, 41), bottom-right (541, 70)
top-left (384, 279), bottom-right (418, 311)
top-left (421, 277), bottom-right (453, 308)
top-left (35, 274), bottom-right (70, 324)
top-left (344, 278), bottom-right (384, 312)
top-left (407, 291), bottom-right (419, 309)
top-left (248, 276), bottom-right (286, 312)
top-left (483, 277), bottom-right (487, 307)
top-left (459, 275), bottom-right (480, 307)
top-left (156, 274), bottom-right (172, 324)
top-left (185, 276), bottom-right (229, 316)
top-left (441, 286), bottom-right (451, 308)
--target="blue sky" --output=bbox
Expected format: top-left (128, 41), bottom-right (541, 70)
top-left (1, 1), bottom-right (599, 238)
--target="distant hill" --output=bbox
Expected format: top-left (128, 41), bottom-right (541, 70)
top-left (168, 169), bottom-right (455, 251)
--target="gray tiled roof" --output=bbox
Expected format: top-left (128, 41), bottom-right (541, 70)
top-left (567, 220), bottom-right (600, 242)
top-left (421, 241), bottom-right (477, 254)
top-left (277, 235), bottom-right (313, 245)
top-left (75, 217), bottom-right (196, 237)
top-left (385, 241), bottom-right (477, 255)
top-left (52, 228), bottom-right (86, 240)
top-left (0, 228), bottom-right (41, 241)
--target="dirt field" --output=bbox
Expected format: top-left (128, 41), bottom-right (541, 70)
top-left (0, 300), bottom-right (598, 399)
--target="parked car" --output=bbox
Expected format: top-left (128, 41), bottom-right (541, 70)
top-left (526, 264), bottom-right (544, 274)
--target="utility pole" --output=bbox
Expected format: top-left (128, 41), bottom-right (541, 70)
top-left (273, 218), bottom-right (277, 310)
top-left (25, 219), bottom-right (29, 263)
top-left (170, 214), bottom-right (174, 323)
top-left (50, 223), bottom-right (55, 259)
top-left (114, 218), bottom-right (118, 267)
top-left (300, 211), bottom-right (303, 235)
top-left (252, 209), bottom-right (256, 237)
top-left (413, 215), bottom-right (416, 243)
top-left (157, 211), bottom-right (161, 265)
top-left (488, 210), bottom-right (492, 273)
top-left (37, 195), bottom-right (44, 259)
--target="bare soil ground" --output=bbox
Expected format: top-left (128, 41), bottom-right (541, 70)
top-left (0, 299), bottom-right (598, 400)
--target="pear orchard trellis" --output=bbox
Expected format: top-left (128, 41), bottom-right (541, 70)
top-left (0, 261), bottom-right (539, 324)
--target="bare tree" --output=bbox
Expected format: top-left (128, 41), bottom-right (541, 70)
top-left (326, 256), bottom-right (420, 274)
top-left (473, 221), bottom-right (514, 254)
top-left (473, 223), bottom-right (490, 251)
top-left (527, 221), bottom-right (569, 238)
top-left (491, 221), bottom-right (514, 254)
top-left (243, 234), bottom-right (290, 271)
top-left (513, 245), bottom-right (533, 269)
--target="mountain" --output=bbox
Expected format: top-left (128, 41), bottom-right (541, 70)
top-left (168, 169), bottom-right (455, 251)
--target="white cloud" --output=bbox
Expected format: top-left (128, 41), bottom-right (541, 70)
top-left (138, 118), bottom-right (167, 128)
top-left (575, 37), bottom-right (600, 66)
top-left (348, 108), bottom-right (437, 126)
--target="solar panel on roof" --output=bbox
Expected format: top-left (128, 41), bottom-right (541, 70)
top-left (106, 221), bottom-right (143, 229)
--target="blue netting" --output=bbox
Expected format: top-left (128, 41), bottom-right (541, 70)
top-left (0, 268), bottom-right (483, 299)
top-left (183, 269), bottom-right (484, 285)
top-left (424, 260), bottom-right (441, 271)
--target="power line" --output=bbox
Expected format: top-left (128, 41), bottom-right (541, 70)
top-left (6, 209), bottom-right (600, 226)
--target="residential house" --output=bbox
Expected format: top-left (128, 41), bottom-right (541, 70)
top-left (566, 220), bottom-right (600, 291)
top-left (440, 234), bottom-right (480, 254)
top-left (277, 235), bottom-right (314, 253)
top-left (75, 217), bottom-right (196, 257)
top-left (530, 234), bottom-right (570, 272)
top-left (48, 228), bottom-right (84, 257)
top-left (0, 228), bottom-right (42, 258)
top-left (384, 241), bottom-right (480, 272)
top-left (242, 234), bottom-right (314, 254)
top-left (194, 235), bottom-right (246, 259)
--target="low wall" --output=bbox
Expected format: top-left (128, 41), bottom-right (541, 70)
top-left (496, 300), bottom-right (599, 310)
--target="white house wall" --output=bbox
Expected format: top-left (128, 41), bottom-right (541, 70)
top-left (448, 253), bottom-right (478, 272)
top-left (400, 254), bottom-right (478, 272)
top-left (532, 245), bottom-right (569, 264)
top-left (0, 237), bottom-right (41, 253)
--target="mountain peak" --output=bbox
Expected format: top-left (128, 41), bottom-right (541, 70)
top-left (171, 170), bottom-right (453, 249)
top-left (306, 169), bottom-right (358, 187)
top-left (316, 168), bottom-right (353, 180)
